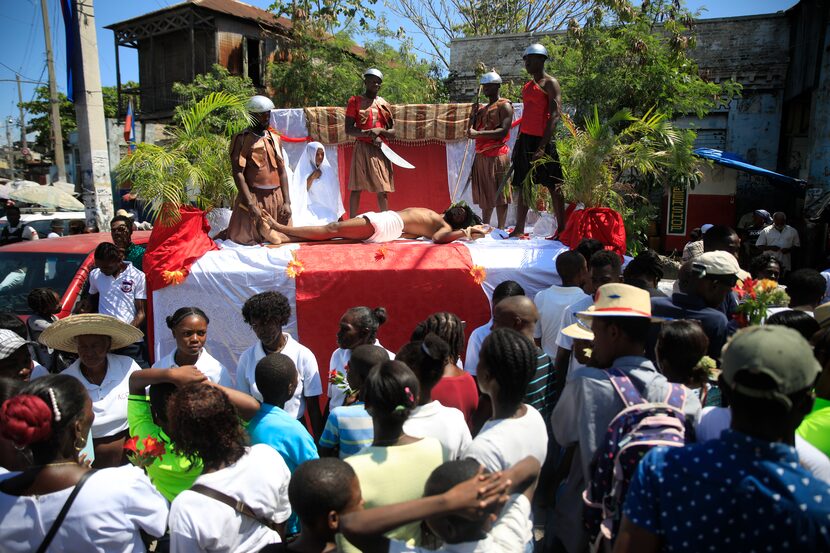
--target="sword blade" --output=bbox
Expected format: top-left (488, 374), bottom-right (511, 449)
top-left (379, 142), bottom-right (415, 169)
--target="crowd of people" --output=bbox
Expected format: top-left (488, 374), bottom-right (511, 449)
top-left (1, 206), bottom-right (830, 552)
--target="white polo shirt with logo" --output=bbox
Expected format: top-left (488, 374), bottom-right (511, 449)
top-left (62, 353), bottom-right (141, 438)
top-left (88, 262), bottom-right (146, 324)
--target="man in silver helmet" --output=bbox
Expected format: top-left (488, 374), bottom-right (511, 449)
top-left (510, 43), bottom-right (565, 239)
top-left (344, 68), bottom-right (396, 218)
top-left (226, 95), bottom-right (292, 245)
top-left (467, 70), bottom-right (514, 229)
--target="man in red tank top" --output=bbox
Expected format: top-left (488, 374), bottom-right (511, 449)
top-left (510, 43), bottom-right (566, 239)
top-left (467, 70), bottom-right (514, 229)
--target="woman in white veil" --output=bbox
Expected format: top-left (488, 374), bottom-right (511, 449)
top-left (290, 142), bottom-right (345, 226)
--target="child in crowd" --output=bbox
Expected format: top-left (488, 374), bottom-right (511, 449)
top-left (328, 306), bottom-right (393, 410)
top-left (127, 366), bottom-right (260, 502)
top-left (319, 344), bottom-right (389, 458)
top-left (342, 361), bottom-right (447, 551)
top-left (280, 455), bottom-right (539, 553)
top-left (236, 291), bottom-right (324, 438)
top-left (655, 320), bottom-right (721, 407)
top-left (464, 280), bottom-right (525, 379)
top-left (167, 383), bottom-right (292, 551)
top-left (26, 287), bottom-right (61, 369)
top-left (411, 312), bottom-right (479, 427)
top-left (153, 307), bottom-right (233, 386)
top-left (397, 333), bottom-right (472, 459)
top-left (83, 242), bottom-right (148, 367)
top-left (249, 352), bottom-right (319, 472)
top-left (0, 312), bottom-right (47, 380)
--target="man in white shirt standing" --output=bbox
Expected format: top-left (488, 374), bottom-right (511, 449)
top-left (464, 280), bottom-right (525, 377)
top-left (235, 291), bottom-right (324, 439)
top-left (756, 211), bottom-right (800, 274)
top-left (83, 242), bottom-right (148, 367)
top-left (534, 251), bottom-right (588, 357)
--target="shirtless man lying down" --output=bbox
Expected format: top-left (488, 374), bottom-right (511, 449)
top-left (258, 204), bottom-right (490, 245)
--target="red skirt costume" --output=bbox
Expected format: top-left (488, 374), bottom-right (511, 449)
top-left (346, 95), bottom-right (395, 193)
top-left (471, 99), bottom-right (511, 210)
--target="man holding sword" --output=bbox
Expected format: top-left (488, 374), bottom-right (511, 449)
top-left (467, 70), bottom-right (514, 230)
top-left (345, 68), bottom-right (397, 218)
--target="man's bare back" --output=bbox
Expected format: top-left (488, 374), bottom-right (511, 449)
top-left (264, 206), bottom-right (487, 245)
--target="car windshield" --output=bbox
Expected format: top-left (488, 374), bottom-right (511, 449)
top-left (0, 252), bottom-right (86, 314)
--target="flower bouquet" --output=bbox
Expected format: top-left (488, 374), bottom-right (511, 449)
top-left (124, 435), bottom-right (166, 469)
top-left (329, 368), bottom-right (352, 395)
top-left (732, 278), bottom-right (790, 327)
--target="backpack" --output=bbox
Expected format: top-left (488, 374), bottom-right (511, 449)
top-left (583, 369), bottom-right (687, 549)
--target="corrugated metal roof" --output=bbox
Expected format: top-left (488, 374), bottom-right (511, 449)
top-left (105, 0), bottom-right (291, 31)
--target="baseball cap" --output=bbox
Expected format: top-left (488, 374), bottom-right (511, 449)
top-left (692, 251), bottom-right (741, 279)
top-left (0, 329), bottom-right (30, 360)
top-left (721, 325), bottom-right (821, 409)
top-left (701, 224), bottom-right (714, 233)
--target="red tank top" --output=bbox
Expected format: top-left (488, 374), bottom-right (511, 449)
top-left (520, 80), bottom-right (550, 137)
top-left (346, 95), bottom-right (391, 143)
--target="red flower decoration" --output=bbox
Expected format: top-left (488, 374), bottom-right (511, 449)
top-left (469, 265), bottom-right (487, 285)
top-left (123, 435), bottom-right (139, 454)
top-left (374, 246), bottom-right (388, 262)
top-left (142, 436), bottom-right (166, 460)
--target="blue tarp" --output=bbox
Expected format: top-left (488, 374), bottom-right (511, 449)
top-left (693, 148), bottom-right (805, 187)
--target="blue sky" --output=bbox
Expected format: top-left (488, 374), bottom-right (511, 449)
top-left (0, 0), bottom-right (798, 146)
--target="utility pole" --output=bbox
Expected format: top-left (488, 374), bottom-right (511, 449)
top-left (40, 0), bottom-right (66, 181)
top-left (72, 0), bottom-right (113, 230)
top-left (5, 117), bottom-right (15, 179)
top-left (16, 74), bottom-right (28, 152)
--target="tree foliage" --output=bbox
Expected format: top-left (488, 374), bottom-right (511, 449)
top-left (172, 65), bottom-right (256, 135)
top-left (115, 91), bottom-right (252, 224)
top-left (267, 0), bottom-right (443, 107)
top-left (386, 0), bottom-right (598, 69)
top-left (545, 0), bottom-right (742, 123)
top-left (19, 87), bottom-right (76, 152)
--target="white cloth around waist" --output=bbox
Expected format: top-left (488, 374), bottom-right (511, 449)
top-left (361, 211), bottom-right (405, 243)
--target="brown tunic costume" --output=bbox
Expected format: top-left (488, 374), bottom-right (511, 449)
top-left (227, 129), bottom-right (288, 245)
top-left (346, 95), bottom-right (395, 193)
top-left (470, 99), bottom-right (511, 210)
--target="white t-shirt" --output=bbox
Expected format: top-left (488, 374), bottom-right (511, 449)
top-left (464, 321), bottom-right (491, 377)
top-left (696, 406), bottom-right (830, 484)
top-left (403, 401), bottom-right (472, 460)
top-left (153, 348), bottom-right (233, 387)
top-left (756, 224), bottom-right (800, 271)
top-left (62, 353), bottom-right (140, 438)
top-left (88, 262), bottom-right (146, 324)
top-left (0, 464), bottom-right (167, 553)
top-left (534, 285), bottom-right (589, 358)
top-left (464, 404), bottom-right (548, 472)
top-left (235, 334), bottom-right (322, 418)
top-left (388, 494), bottom-right (532, 553)
top-left (327, 340), bottom-right (394, 408)
top-left (168, 444), bottom-right (292, 553)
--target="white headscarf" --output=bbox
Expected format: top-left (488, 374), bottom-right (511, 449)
top-left (289, 142), bottom-right (345, 226)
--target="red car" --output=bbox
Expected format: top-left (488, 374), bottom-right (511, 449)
top-left (0, 232), bottom-right (150, 319)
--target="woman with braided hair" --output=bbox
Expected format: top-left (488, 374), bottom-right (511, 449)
top-left (461, 327), bottom-right (548, 552)
top-left (327, 305), bottom-right (395, 410)
top-left (411, 312), bottom-right (479, 427)
top-left (0, 374), bottom-right (168, 552)
top-left (342, 361), bottom-right (446, 552)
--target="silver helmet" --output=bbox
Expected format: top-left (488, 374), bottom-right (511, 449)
top-left (523, 43), bottom-right (548, 59)
top-left (480, 71), bottom-right (503, 85)
top-left (363, 68), bottom-right (383, 81)
top-left (246, 95), bottom-right (275, 113)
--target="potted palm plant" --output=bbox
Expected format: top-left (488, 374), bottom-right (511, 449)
top-left (526, 106), bottom-right (703, 255)
top-left (115, 91), bottom-right (253, 231)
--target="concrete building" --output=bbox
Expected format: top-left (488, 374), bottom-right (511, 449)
top-left (448, 0), bottom-right (830, 257)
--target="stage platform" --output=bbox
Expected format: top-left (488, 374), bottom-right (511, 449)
top-left (152, 235), bottom-right (567, 381)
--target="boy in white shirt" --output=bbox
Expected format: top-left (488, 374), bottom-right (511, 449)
top-left (534, 251), bottom-right (588, 357)
top-left (84, 242), bottom-right (148, 367)
top-left (235, 291), bottom-right (324, 438)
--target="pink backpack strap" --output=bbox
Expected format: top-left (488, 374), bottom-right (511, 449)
top-left (664, 383), bottom-right (687, 409)
top-left (608, 369), bottom-right (645, 407)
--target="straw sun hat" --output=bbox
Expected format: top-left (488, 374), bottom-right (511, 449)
top-left (39, 314), bottom-right (144, 353)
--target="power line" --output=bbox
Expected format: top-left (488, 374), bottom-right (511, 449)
top-left (0, 62), bottom-right (38, 82)
top-left (18, 2), bottom-right (39, 74)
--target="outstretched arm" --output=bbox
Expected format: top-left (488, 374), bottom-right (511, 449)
top-left (433, 225), bottom-right (490, 244)
top-left (128, 366), bottom-right (206, 396)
